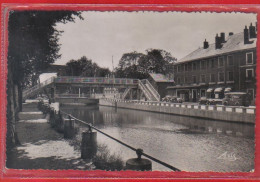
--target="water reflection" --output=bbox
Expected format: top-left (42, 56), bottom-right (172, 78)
top-left (63, 105), bottom-right (254, 139)
top-left (61, 105), bottom-right (255, 172)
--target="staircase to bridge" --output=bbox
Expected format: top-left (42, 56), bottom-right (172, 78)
top-left (23, 76), bottom-right (161, 102)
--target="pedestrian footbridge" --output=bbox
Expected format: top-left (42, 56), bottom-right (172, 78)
top-left (23, 76), bottom-right (161, 102)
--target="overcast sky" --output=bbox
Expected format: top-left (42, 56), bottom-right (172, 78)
top-left (55, 11), bottom-right (256, 70)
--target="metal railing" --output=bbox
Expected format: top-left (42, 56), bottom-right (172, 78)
top-left (23, 76), bottom-right (56, 99)
top-left (138, 80), bottom-right (153, 101)
top-left (142, 79), bottom-right (160, 101)
top-left (122, 88), bottom-right (131, 99)
top-left (60, 110), bottom-right (181, 171)
top-left (55, 76), bottom-right (139, 85)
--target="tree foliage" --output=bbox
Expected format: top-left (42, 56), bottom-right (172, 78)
top-left (115, 49), bottom-right (176, 79)
top-left (118, 51), bottom-right (145, 69)
top-left (66, 56), bottom-right (111, 77)
top-left (8, 10), bottom-right (82, 87)
top-left (6, 10), bottom-right (82, 149)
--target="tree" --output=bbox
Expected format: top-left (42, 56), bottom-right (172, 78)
top-left (115, 49), bottom-right (176, 79)
top-left (66, 56), bottom-right (111, 77)
top-left (7, 10), bottom-right (82, 150)
top-left (66, 56), bottom-right (92, 76)
top-left (138, 49), bottom-right (177, 74)
top-left (118, 51), bottom-right (145, 69)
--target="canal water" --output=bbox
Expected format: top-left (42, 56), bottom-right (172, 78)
top-left (61, 105), bottom-right (255, 172)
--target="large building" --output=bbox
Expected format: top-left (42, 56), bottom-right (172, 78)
top-left (167, 23), bottom-right (257, 103)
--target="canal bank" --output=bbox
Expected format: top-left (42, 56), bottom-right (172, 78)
top-left (99, 98), bottom-right (255, 124)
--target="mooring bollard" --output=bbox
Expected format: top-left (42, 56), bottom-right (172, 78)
top-left (81, 127), bottom-right (97, 159)
top-left (126, 149), bottom-right (152, 171)
top-left (64, 115), bottom-right (75, 139)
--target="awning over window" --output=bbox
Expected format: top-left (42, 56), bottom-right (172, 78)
top-left (224, 87), bottom-right (232, 92)
top-left (206, 88), bottom-right (214, 92)
top-left (214, 87), bottom-right (223, 93)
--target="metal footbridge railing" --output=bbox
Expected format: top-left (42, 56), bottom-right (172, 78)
top-left (23, 76), bottom-right (56, 100)
top-left (60, 110), bottom-right (181, 171)
top-left (138, 80), bottom-right (154, 101)
top-left (142, 79), bottom-right (160, 101)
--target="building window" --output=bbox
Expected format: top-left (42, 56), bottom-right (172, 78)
top-left (246, 69), bottom-right (254, 79)
top-left (200, 75), bottom-right (206, 83)
top-left (188, 63), bottom-right (192, 71)
top-left (246, 52), bottom-right (253, 64)
top-left (201, 60), bottom-right (206, 69)
top-left (184, 77), bottom-right (188, 83)
top-left (201, 89), bottom-right (206, 97)
top-left (218, 57), bottom-right (224, 67)
top-left (177, 77), bottom-right (181, 84)
top-left (177, 65), bottom-right (181, 72)
top-left (184, 64), bottom-right (188, 71)
top-left (192, 62), bottom-right (196, 71)
top-left (192, 75), bottom-right (197, 83)
top-left (210, 74), bottom-right (215, 82)
top-left (247, 89), bottom-right (254, 100)
top-left (227, 55), bottom-right (234, 66)
top-left (227, 71), bottom-right (234, 81)
top-left (210, 59), bottom-right (215, 68)
top-left (218, 72), bottom-right (225, 82)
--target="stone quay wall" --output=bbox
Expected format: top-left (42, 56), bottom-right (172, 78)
top-left (99, 98), bottom-right (256, 124)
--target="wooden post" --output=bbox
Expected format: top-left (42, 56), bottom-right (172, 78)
top-left (64, 116), bottom-right (75, 139)
top-left (81, 129), bottom-right (97, 159)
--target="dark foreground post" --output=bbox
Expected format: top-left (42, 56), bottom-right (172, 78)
top-left (81, 127), bottom-right (97, 159)
top-left (126, 149), bottom-right (152, 171)
top-left (49, 109), bottom-right (55, 127)
top-left (64, 116), bottom-right (75, 139)
top-left (56, 111), bottom-right (64, 133)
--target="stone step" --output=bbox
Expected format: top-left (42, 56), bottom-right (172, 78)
top-left (18, 111), bottom-right (44, 120)
top-left (22, 106), bottom-right (40, 112)
top-left (23, 102), bottom-right (38, 107)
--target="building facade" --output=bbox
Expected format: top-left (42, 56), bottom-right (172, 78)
top-left (167, 23), bottom-right (257, 104)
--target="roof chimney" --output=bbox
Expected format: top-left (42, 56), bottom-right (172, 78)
top-left (249, 22), bottom-right (256, 38)
top-left (220, 32), bottom-right (225, 43)
top-left (244, 26), bottom-right (249, 44)
top-left (215, 34), bottom-right (222, 49)
top-left (203, 39), bottom-right (209, 49)
top-left (229, 32), bottom-right (234, 36)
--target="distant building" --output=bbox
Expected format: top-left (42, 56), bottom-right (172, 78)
top-left (167, 23), bottom-right (257, 103)
top-left (148, 73), bottom-right (175, 98)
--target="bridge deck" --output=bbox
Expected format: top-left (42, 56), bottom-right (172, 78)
top-left (55, 77), bottom-right (139, 85)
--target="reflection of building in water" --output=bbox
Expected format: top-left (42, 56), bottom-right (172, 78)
top-left (99, 106), bottom-right (254, 138)
top-left (168, 23), bottom-right (257, 105)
